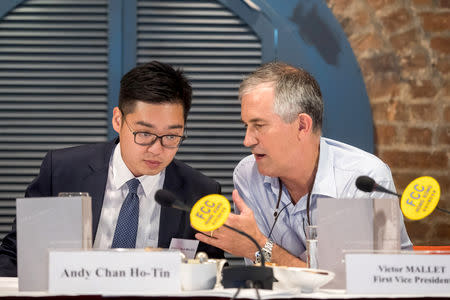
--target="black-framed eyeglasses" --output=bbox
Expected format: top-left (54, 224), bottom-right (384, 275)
top-left (123, 118), bottom-right (186, 149)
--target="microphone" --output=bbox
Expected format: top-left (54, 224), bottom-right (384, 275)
top-left (154, 189), bottom-right (274, 289)
top-left (156, 190), bottom-right (265, 262)
top-left (356, 176), bottom-right (401, 197)
top-left (355, 175), bottom-right (448, 220)
top-left (155, 189), bottom-right (191, 212)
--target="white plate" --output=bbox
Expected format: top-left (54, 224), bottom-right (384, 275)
top-left (272, 267), bottom-right (335, 292)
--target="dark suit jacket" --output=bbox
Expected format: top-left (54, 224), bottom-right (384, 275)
top-left (0, 139), bottom-right (223, 276)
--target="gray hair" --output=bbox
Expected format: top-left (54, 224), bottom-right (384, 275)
top-left (239, 61), bottom-right (323, 132)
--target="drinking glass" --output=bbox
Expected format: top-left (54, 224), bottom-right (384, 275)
top-left (306, 225), bottom-right (318, 269)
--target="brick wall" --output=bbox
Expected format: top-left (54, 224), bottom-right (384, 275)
top-left (326, 0), bottom-right (450, 245)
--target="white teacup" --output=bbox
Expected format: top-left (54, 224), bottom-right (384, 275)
top-left (180, 261), bottom-right (217, 291)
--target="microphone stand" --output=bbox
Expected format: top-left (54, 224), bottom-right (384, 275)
top-left (221, 224), bottom-right (274, 290)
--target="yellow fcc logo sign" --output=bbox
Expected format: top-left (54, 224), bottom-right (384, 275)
top-left (401, 176), bottom-right (440, 221)
top-left (190, 194), bottom-right (231, 232)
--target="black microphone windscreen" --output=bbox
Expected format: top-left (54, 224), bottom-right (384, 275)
top-left (155, 189), bottom-right (177, 207)
top-left (356, 176), bottom-right (376, 193)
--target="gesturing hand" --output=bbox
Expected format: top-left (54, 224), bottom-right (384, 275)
top-left (195, 189), bottom-right (267, 259)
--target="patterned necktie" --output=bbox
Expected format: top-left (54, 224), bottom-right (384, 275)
top-left (111, 178), bottom-right (140, 248)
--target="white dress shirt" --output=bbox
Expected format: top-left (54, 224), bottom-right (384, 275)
top-left (93, 143), bottom-right (165, 249)
top-left (234, 137), bottom-right (413, 263)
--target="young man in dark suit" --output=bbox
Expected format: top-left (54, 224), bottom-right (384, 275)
top-left (0, 61), bottom-right (223, 276)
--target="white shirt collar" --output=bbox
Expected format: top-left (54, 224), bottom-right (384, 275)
top-left (312, 137), bottom-right (337, 198)
top-left (111, 143), bottom-right (163, 196)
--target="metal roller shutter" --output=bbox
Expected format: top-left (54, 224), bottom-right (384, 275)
top-left (136, 0), bottom-right (262, 201)
top-left (0, 0), bottom-right (109, 239)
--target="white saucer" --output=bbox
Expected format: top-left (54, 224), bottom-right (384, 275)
top-left (272, 267), bottom-right (335, 292)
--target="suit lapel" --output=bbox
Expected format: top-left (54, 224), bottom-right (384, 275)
top-left (158, 161), bottom-right (185, 248)
top-left (81, 139), bottom-right (118, 240)
top-left (78, 142), bottom-right (188, 247)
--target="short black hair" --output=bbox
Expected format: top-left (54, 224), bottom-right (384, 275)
top-left (119, 61), bottom-right (192, 121)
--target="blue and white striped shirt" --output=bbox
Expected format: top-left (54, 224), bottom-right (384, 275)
top-left (233, 137), bottom-right (413, 261)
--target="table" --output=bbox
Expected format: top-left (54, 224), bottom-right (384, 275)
top-left (0, 278), bottom-right (449, 300)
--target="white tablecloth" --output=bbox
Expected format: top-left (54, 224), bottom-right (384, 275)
top-left (2, 277), bottom-right (449, 299)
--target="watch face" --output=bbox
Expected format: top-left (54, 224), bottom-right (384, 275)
top-left (262, 249), bottom-right (271, 262)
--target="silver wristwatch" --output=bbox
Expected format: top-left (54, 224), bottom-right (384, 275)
top-left (254, 239), bottom-right (274, 264)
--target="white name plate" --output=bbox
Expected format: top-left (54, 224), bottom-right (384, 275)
top-left (346, 253), bottom-right (450, 295)
top-left (49, 250), bottom-right (181, 294)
